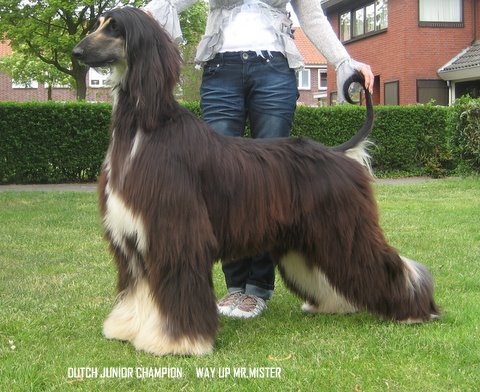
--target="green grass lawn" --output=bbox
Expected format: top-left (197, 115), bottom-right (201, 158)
top-left (0, 179), bottom-right (479, 391)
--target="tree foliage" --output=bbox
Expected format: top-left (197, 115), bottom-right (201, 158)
top-left (0, 50), bottom-right (72, 100)
top-left (0, 1), bottom-right (207, 101)
top-left (0, 1), bottom-right (144, 100)
top-left (178, 1), bottom-right (208, 101)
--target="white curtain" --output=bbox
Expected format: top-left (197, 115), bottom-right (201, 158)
top-left (419, 0), bottom-right (462, 22)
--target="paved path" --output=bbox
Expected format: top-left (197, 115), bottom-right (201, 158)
top-left (0, 177), bottom-right (435, 192)
top-left (0, 183), bottom-right (97, 192)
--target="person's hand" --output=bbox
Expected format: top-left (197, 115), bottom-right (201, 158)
top-left (336, 59), bottom-right (374, 103)
top-left (359, 63), bottom-right (374, 94)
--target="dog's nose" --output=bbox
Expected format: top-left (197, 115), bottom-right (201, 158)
top-left (72, 46), bottom-right (84, 59)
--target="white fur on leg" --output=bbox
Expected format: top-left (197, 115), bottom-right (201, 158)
top-left (280, 251), bottom-right (357, 314)
top-left (400, 256), bottom-right (439, 324)
top-left (103, 278), bottom-right (213, 355)
top-left (103, 282), bottom-right (144, 342)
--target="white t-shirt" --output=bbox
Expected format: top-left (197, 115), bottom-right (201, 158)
top-left (220, 2), bottom-right (282, 53)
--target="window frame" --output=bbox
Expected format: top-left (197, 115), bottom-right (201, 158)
top-left (339, 0), bottom-right (388, 43)
top-left (12, 80), bottom-right (38, 89)
top-left (384, 80), bottom-right (399, 105)
top-left (88, 68), bottom-right (110, 88)
top-left (318, 68), bottom-right (328, 90)
top-left (416, 79), bottom-right (449, 105)
top-left (418, 0), bottom-right (464, 28)
top-left (297, 68), bottom-right (311, 90)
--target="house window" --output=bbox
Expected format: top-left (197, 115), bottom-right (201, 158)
top-left (46, 82), bottom-right (69, 89)
top-left (297, 69), bottom-right (311, 90)
top-left (384, 80), bottom-right (399, 105)
top-left (417, 79), bottom-right (448, 105)
top-left (340, 12), bottom-right (351, 41)
top-left (365, 4), bottom-right (376, 33)
top-left (340, 0), bottom-right (388, 42)
top-left (455, 80), bottom-right (480, 99)
top-left (419, 0), bottom-right (462, 23)
top-left (89, 68), bottom-right (110, 88)
top-left (376, 0), bottom-right (388, 30)
top-left (318, 70), bottom-right (327, 89)
top-left (353, 8), bottom-right (365, 37)
top-left (12, 80), bottom-right (38, 89)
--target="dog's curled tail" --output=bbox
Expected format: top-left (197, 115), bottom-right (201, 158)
top-left (332, 72), bottom-right (374, 173)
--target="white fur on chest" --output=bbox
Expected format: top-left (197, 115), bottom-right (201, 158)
top-left (102, 133), bottom-right (148, 278)
top-left (104, 185), bottom-right (147, 254)
top-left (103, 129), bottom-right (146, 249)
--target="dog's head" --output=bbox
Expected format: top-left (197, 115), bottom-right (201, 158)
top-left (72, 7), bottom-right (181, 85)
top-left (72, 11), bottom-right (127, 68)
top-left (72, 7), bottom-right (182, 129)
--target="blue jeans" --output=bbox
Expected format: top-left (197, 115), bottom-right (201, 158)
top-left (200, 51), bottom-right (298, 300)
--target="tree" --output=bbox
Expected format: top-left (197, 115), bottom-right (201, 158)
top-left (0, 1), bottom-right (143, 100)
top-left (0, 0), bottom-right (207, 101)
top-left (0, 50), bottom-right (72, 100)
top-left (178, 1), bottom-right (208, 101)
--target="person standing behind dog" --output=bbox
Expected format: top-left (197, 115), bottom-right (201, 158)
top-left (144, 0), bottom-right (374, 318)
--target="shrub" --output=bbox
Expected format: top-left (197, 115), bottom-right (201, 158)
top-left (0, 101), bottom-right (454, 184)
top-left (293, 104), bottom-right (451, 176)
top-left (0, 102), bottom-right (110, 184)
top-left (447, 96), bottom-right (480, 173)
top-left (373, 105), bottom-right (452, 177)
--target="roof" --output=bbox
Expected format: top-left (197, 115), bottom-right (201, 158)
top-left (439, 41), bottom-right (480, 73)
top-left (438, 41), bottom-right (480, 81)
top-left (293, 27), bottom-right (326, 66)
top-left (321, 0), bottom-right (356, 13)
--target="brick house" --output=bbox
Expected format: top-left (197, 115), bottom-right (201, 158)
top-left (294, 27), bottom-right (328, 106)
top-left (0, 41), bottom-right (110, 102)
top-left (0, 33), bottom-right (327, 106)
top-left (321, 0), bottom-right (480, 105)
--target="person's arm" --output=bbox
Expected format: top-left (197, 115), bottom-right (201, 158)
top-left (290, 0), bottom-right (374, 101)
top-left (143, 0), bottom-right (199, 43)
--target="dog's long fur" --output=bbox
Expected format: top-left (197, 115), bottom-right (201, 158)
top-left (73, 7), bottom-right (439, 356)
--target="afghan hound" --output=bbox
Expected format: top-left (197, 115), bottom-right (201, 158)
top-left (72, 7), bottom-right (439, 356)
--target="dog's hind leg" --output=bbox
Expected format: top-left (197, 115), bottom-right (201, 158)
top-left (397, 255), bottom-right (441, 323)
top-left (316, 240), bottom-right (440, 323)
top-left (277, 251), bottom-right (357, 314)
top-left (292, 165), bottom-right (439, 323)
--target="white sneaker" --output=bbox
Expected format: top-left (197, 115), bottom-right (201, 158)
top-left (217, 291), bottom-right (244, 316)
top-left (229, 295), bottom-right (266, 319)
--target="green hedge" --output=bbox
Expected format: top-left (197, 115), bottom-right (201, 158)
top-left (293, 104), bottom-right (452, 176)
top-left (0, 101), bottom-right (469, 184)
top-left (0, 102), bottom-right (111, 184)
top-left (446, 96), bottom-right (480, 173)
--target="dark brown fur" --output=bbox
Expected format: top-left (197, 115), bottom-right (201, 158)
top-left (73, 7), bottom-right (439, 355)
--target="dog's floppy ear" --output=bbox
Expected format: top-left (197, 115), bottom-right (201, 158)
top-left (120, 8), bottom-right (182, 130)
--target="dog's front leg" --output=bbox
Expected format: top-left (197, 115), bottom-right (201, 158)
top-left (130, 252), bottom-right (218, 356)
top-left (127, 201), bottom-right (219, 356)
top-left (103, 244), bottom-right (218, 356)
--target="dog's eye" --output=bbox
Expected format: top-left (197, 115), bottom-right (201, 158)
top-left (105, 18), bottom-right (121, 37)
